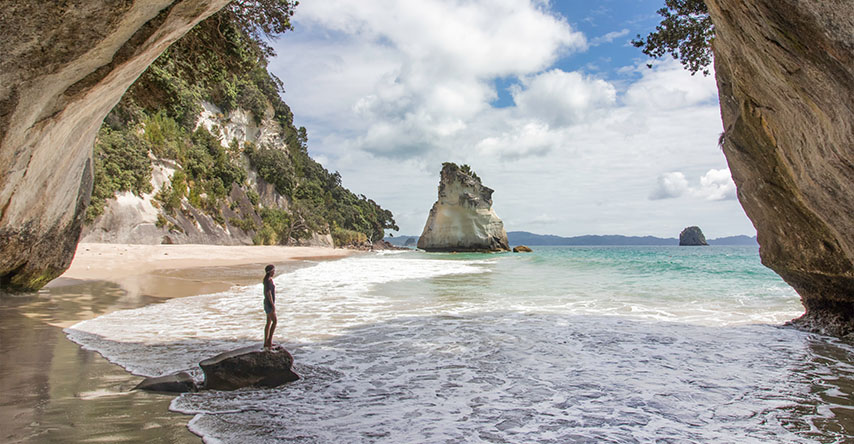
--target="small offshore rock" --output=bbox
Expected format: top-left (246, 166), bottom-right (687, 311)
top-left (200, 345), bottom-right (300, 391)
top-left (133, 371), bottom-right (198, 393)
top-left (679, 226), bottom-right (708, 246)
top-left (513, 245), bottom-right (533, 252)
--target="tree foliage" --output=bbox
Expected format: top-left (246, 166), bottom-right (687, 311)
top-left (86, 127), bottom-right (153, 221)
top-left (90, 0), bottom-right (397, 242)
top-left (223, 0), bottom-right (299, 57)
top-left (632, 0), bottom-right (714, 76)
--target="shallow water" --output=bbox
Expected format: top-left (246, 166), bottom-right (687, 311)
top-left (66, 247), bottom-right (854, 443)
top-left (0, 280), bottom-right (197, 443)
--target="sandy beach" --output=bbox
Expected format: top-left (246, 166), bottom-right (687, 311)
top-left (64, 243), bottom-right (356, 282)
top-left (1, 243), bottom-right (358, 443)
top-left (51, 243), bottom-right (358, 315)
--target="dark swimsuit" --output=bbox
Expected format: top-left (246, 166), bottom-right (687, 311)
top-left (263, 277), bottom-right (276, 314)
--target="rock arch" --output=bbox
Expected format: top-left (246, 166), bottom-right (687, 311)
top-left (0, 0), bottom-right (229, 290)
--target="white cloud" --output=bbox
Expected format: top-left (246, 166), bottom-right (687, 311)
top-left (697, 168), bottom-right (737, 200)
top-left (272, 0), bottom-right (586, 158)
top-left (269, 2), bottom-right (753, 237)
top-left (650, 168), bottom-right (737, 201)
top-left (623, 60), bottom-right (719, 109)
top-left (475, 122), bottom-right (557, 159)
top-left (511, 69), bottom-right (617, 127)
top-left (590, 29), bottom-right (630, 46)
top-left (650, 172), bottom-right (690, 200)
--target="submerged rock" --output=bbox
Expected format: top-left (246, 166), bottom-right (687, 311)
top-left (513, 245), bottom-right (533, 253)
top-left (417, 163), bottom-right (509, 252)
top-left (679, 227), bottom-right (708, 246)
top-left (133, 371), bottom-right (198, 393)
top-left (200, 345), bottom-right (299, 391)
top-left (708, 0), bottom-right (854, 335)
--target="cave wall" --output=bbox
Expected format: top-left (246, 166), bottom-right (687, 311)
top-left (707, 0), bottom-right (854, 335)
top-left (0, 0), bottom-right (230, 290)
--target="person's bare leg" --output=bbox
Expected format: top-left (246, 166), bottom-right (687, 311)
top-left (264, 316), bottom-right (272, 348)
top-left (267, 313), bottom-right (278, 348)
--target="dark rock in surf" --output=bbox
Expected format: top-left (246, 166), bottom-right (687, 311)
top-left (133, 371), bottom-right (198, 393)
top-left (200, 345), bottom-right (300, 390)
top-left (679, 226), bottom-right (708, 246)
top-left (513, 245), bottom-right (533, 252)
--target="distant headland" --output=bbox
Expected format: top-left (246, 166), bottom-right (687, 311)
top-left (386, 231), bottom-right (758, 247)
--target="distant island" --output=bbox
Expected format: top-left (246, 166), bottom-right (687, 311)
top-left (386, 231), bottom-right (758, 247)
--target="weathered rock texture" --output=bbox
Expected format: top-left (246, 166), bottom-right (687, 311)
top-left (0, 0), bottom-right (229, 291)
top-left (200, 345), bottom-right (300, 391)
top-left (708, 0), bottom-right (854, 335)
top-left (418, 163), bottom-right (509, 252)
top-left (678, 226), bottom-right (708, 246)
top-left (133, 371), bottom-right (198, 393)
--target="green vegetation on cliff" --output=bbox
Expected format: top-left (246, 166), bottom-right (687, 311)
top-left (90, 1), bottom-right (397, 245)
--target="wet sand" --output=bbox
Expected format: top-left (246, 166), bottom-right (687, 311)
top-left (0, 244), bottom-right (356, 443)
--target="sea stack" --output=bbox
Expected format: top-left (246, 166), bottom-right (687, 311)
top-left (417, 163), bottom-right (509, 252)
top-left (679, 226), bottom-right (709, 246)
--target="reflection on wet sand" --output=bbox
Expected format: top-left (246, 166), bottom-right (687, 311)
top-left (0, 280), bottom-right (198, 443)
top-left (1, 261), bottom-right (312, 443)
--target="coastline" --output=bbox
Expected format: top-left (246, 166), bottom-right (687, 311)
top-left (60, 243), bottom-right (357, 299)
top-left (1, 243), bottom-right (359, 443)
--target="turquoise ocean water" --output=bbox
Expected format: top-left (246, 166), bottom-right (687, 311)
top-left (67, 246), bottom-right (854, 443)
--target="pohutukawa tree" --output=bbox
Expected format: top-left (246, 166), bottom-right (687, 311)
top-left (631, 0), bottom-right (714, 76)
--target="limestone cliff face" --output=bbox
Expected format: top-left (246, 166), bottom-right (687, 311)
top-left (417, 163), bottom-right (509, 252)
top-left (708, 1), bottom-right (854, 335)
top-left (81, 102), bottom-right (334, 248)
top-left (0, 0), bottom-right (229, 290)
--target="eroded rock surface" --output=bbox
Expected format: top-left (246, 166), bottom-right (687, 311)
top-left (679, 226), bottom-right (708, 246)
top-left (133, 371), bottom-right (198, 393)
top-left (200, 345), bottom-right (300, 391)
top-left (0, 0), bottom-right (229, 291)
top-left (417, 163), bottom-right (509, 252)
top-left (708, 0), bottom-right (854, 335)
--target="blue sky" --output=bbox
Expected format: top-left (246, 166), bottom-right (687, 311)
top-left (268, 0), bottom-right (755, 238)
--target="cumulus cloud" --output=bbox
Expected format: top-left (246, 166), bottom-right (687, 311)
top-left (697, 168), bottom-right (737, 200)
top-left (511, 69), bottom-right (617, 127)
top-left (272, 0), bottom-right (587, 158)
top-left (650, 172), bottom-right (690, 200)
top-left (623, 60), bottom-right (718, 110)
top-left (650, 169), bottom-right (736, 201)
top-left (269, 2), bottom-right (753, 236)
top-left (475, 122), bottom-right (557, 159)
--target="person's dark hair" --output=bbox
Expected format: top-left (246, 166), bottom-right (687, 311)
top-left (264, 264), bottom-right (275, 280)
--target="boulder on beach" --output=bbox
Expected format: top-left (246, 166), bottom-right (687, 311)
top-left (513, 245), bottom-right (533, 253)
top-left (417, 163), bottom-right (509, 252)
top-left (200, 345), bottom-right (300, 391)
top-left (133, 371), bottom-right (198, 393)
top-left (679, 226), bottom-right (709, 246)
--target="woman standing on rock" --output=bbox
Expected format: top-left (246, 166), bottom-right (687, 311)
top-left (263, 264), bottom-right (277, 349)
